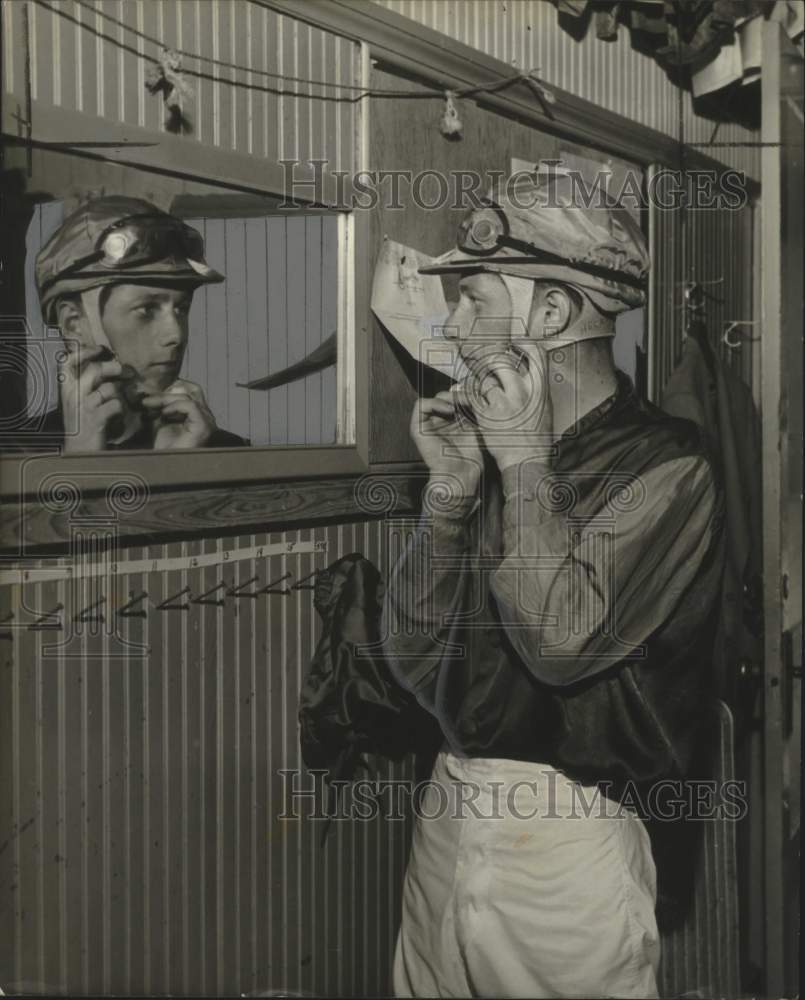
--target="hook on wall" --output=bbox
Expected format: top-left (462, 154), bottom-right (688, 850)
top-left (157, 586), bottom-right (192, 612)
top-left (226, 575), bottom-right (265, 599)
top-left (260, 572), bottom-right (293, 596)
top-left (291, 569), bottom-right (322, 592)
top-left (679, 278), bottom-right (725, 310)
top-left (191, 581), bottom-right (227, 607)
top-left (74, 596), bottom-right (106, 624)
top-left (119, 591), bottom-right (148, 618)
top-left (723, 321), bottom-right (759, 349)
top-left (29, 603), bottom-right (64, 631)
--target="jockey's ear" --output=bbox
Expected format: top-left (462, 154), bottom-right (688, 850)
top-left (55, 294), bottom-right (93, 345)
top-left (528, 283), bottom-right (576, 340)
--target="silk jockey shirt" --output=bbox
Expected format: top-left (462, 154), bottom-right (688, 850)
top-left (381, 372), bottom-right (726, 905)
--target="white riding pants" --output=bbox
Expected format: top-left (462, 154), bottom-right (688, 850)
top-left (393, 752), bottom-right (660, 999)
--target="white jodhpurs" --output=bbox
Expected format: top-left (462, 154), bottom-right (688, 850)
top-left (393, 752), bottom-right (660, 999)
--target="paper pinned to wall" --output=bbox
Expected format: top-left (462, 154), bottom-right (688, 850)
top-left (371, 237), bottom-right (468, 381)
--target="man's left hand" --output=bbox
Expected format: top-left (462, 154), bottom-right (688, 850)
top-left (464, 343), bottom-right (553, 472)
top-left (139, 379), bottom-right (218, 449)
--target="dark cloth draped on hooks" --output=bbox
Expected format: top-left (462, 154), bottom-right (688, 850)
top-left (662, 334), bottom-right (763, 739)
top-left (298, 553), bottom-right (442, 839)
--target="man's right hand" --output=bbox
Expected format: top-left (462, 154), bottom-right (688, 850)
top-left (410, 390), bottom-right (483, 504)
top-left (59, 344), bottom-right (125, 453)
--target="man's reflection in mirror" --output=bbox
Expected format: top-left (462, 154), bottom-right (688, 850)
top-left (33, 196), bottom-right (248, 450)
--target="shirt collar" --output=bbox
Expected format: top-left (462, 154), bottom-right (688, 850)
top-left (559, 369), bottom-right (636, 443)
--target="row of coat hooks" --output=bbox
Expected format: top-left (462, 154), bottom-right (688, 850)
top-left (679, 278), bottom-right (758, 350)
top-left (0, 568), bottom-right (325, 635)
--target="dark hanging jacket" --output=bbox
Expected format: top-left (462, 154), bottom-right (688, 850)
top-left (662, 335), bottom-right (763, 736)
top-left (299, 554), bottom-right (442, 787)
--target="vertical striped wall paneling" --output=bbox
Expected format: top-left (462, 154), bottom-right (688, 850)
top-left (1, 519), bottom-right (413, 997)
top-left (1, 3), bottom-right (759, 998)
top-left (2, 0), bottom-right (358, 177)
top-left (652, 198), bottom-right (756, 403)
top-left (658, 703), bottom-right (741, 999)
top-left (373, 0), bottom-right (761, 181)
top-left (23, 205), bottom-right (340, 447)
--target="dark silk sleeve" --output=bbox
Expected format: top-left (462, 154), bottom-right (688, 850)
top-left (490, 455), bottom-right (719, 685)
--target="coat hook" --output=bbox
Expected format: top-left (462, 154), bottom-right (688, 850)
top-left (29, 603), bottom-right (64, 630)
top-left (118, 590), bottom-right (148, 619)
top-left (226, 575), bottom-right (265, 599)
top-left (74, 596), bottom-right (106, 624)
top-left (681, 279), bottom-right (724, 309)
top-left (191, 581), bottom-right (228, 607)
top-left (291, 568), bottom-right (321, 591)
top-left (723, 320), bottom-right (759, 349)
top-left (260, 572), bottom-right (293, 596)
top-left (156, 586), bottom-right (192, 611)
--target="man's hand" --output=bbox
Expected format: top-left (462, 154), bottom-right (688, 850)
top-left (465, 343), bottom-right (553, 473)
top-left (59, 344), bottom-right (125, 453)
top-left (140, 379), bottom-right (217, 449)
top-left (410, 391), bottom-right (484, 506)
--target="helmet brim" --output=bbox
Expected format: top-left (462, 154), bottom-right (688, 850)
top-left (419, 252), bottom-right (646, 312)
top-left (41, 266), bottom-right (225, 325)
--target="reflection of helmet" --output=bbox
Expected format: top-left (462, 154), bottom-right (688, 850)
top-left (35, 196), bottom-right (224, 324)
top-left (419, 173), bottom-right (649, 313)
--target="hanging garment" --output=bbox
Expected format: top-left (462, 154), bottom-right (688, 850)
top-left (298, 553), bottom-right (441, 790)
top-left (553, 1), bottom-right (778, 71)
top-left (662, 335), bottom-right (763, 738)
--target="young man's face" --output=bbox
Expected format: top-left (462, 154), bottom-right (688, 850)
top-left (444, 272), bottom-right (514, 365)
top-left (101, 283), bottom-right (194, 394)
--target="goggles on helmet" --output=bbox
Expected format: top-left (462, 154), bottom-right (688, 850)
top-left (454, 204), bottom-right (647, 293)
top-left (39, 214), bottom-right (207, 293)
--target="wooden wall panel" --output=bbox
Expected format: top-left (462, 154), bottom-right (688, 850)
top-left (367, 64), bottom-right (559, 464)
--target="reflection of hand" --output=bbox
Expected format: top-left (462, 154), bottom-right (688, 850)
top-left (59, 344), bottom-right (125, 453)
top-left (140, 379), bottom-right (217, 449)
top-left (410, 391), bottom-right (483, 504)
top-left (465, 343), bottom-right (553, 473)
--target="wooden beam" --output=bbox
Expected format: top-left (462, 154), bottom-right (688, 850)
top-left (0, 446), bottom-right (368, 499)
top-left (0, 470), bottom-right (423, 555)
top-left (759, 20), bottom-right (786, 1000)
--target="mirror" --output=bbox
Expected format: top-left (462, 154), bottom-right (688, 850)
top-left (0, 144), bottom-right (345, 454)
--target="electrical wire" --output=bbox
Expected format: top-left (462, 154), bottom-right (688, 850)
top-left (38, 0), bottom-right (554, 110)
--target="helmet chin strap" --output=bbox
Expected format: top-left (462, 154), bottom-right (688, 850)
top-left (79, 287), bottom-right (114, 353)
top-left (79, 286), bottom-right (143, 443)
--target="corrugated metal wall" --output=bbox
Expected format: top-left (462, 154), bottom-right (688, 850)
top-left (373, 0), bottom-right (761, 181)
top-left (0, 518), bottom-right (412, 997)
top-left (3, 0), bottom-right (359, 192)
